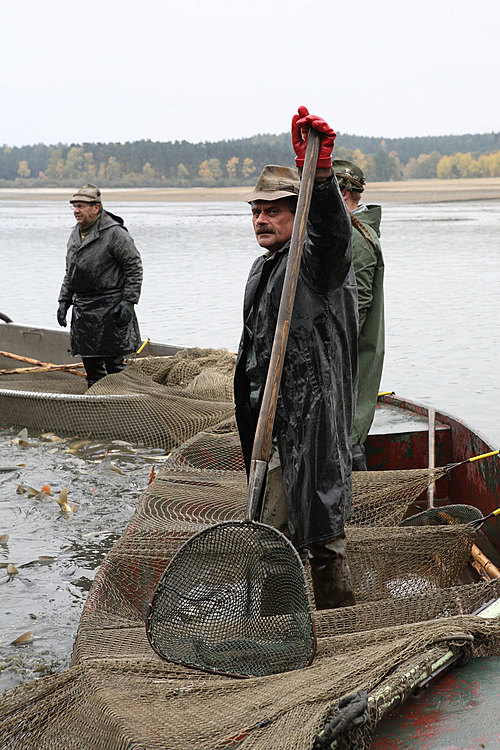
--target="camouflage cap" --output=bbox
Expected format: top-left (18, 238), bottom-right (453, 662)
top-left (70, 184), bottom-right (102, 204)
top-left (332, 160), bottom-right (366, 192)
top-left (242, 165), bottom-right (300, 203)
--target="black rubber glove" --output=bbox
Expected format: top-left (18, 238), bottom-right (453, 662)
top-left (113, 300), bottom-right (134, 327)
top-left (57, 301), bottom-right (70, 327)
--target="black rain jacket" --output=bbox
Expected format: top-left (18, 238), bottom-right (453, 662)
top-left (58, 209), bottom-right (142, 357)
top-left (234, 176), bottom-right (358, 550)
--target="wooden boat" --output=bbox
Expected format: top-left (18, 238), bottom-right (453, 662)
top-left (1, 321), bottom-right (499, 748)
top-left (0, 322), bottom-right (183, 446)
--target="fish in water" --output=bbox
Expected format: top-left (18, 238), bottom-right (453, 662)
top-left (7, 428), bottom-right (32, 447)
top-left (0, 471), bottom-right (19, 485)
top-left (16, 483), bottom-right (42, 497)
top-left (11, 631), bottom-right (33, 646)
top-left (8, 428), bottom-right (28, 443)
top-left (54, 488), bottom-right (74, 513)
top-left (97, 455), bottom-right (124, 475)
top-left (16, 483), bottom-right (75, 512)
top-left (40, 433), bottom-right (63, 442)
top-left (19, 556), bottom-right (56, 569)
top-left (148, 465), bottom-right (156, 485)
top-left (16, 483), bottom-right (52, 500)
top-left (66, 436), bottom-right (91, 453)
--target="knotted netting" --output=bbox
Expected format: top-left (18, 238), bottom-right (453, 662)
top-left (1, 351), bottom-right (499, 750)
top-left (0, 348), bottom-right (237, 448)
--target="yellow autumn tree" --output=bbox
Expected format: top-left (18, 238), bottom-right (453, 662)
top-left (104, 156), bottom-right (123, 181)
top-left (242, 157), bottom-right (256, 180)
top-left (226, 157), bottom-right (239, 179)
top-left (64, 146), bottom-right (85, 180)
top-left (436, 152), bottom-right (500, 179)
top-left (17, 160), bottom-right (30, 178)
top-left (403, 152), bottom-right (441, 179)
top-left (142, 162), bottom-right (156, 180)
top-left (46, 149), bottom-right (65, 180)
top-left (351, 149), bottom-right (375, 179)
top-left (199, 158), bottom-right (222, 186)
top-left (437, 155), bottom-right (454, 179)
top-left (487, 152), bottom-right (500, 176)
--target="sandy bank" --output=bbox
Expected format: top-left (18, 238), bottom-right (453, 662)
top-left (1, 178), bottom-right (500, 204)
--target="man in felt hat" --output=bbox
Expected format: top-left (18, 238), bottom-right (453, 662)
top-left (333, 161), bottom-right (385, 471)
top-left (57, 184), bottom-right (143, 388)
top-left (234, 107), bottom-right (358, 610)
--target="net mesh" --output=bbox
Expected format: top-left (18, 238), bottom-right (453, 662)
top-left (400, 503), bottom-right (484, 527)
top-left (1, 351), bottom-right (500, 749)
top-left (0, 348), bottom-right (236, 448)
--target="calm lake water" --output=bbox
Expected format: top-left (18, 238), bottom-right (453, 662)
top-left (1, 197), bottom-right (499, 690)
top-left (2, 196), bottom-right (500, 441)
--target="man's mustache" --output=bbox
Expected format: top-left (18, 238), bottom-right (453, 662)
top-left (256, 227), bottom-right (275, 235)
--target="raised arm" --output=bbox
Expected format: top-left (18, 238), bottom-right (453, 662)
top-left (292, 107), bottom-right (352, 290)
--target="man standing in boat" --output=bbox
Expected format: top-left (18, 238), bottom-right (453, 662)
top-left (234, 107), bottom-right (358, 609)
top-left (334, 161), bottom-right (385, 471)
top-left (57, 184), bottom-right (143, 388)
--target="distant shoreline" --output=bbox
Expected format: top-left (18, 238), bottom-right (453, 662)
top-left (1, 177), bottom-right (500, 204)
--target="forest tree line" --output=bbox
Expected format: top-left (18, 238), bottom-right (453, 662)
top-left (2, 131), bottom-right (499, 188)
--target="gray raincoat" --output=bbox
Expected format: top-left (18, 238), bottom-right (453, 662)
top-left (234, 176), bottom-right (358, 550)
top-left (59, 209), bottom-right (142, 357)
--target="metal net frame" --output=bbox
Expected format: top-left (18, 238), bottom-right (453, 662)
top-left (147, 520), bottom-right (316, 678)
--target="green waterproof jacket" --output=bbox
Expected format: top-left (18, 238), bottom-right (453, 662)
top-left (351, 204), bottom-right (385, 445)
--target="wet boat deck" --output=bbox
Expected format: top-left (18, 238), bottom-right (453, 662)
top-left (372, 656), bottom-right (500, 749)
top-left (370, 402), bottom-right (448, 435)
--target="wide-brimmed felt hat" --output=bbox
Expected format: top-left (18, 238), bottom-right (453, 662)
top-left (242, 165), bottom-right (300, 203)
top-left (332, 160), bottom-right (366, 192)
top-left (70, 184), bottom-right (102, 204)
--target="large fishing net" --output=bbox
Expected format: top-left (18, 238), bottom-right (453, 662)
top-left (0, 348), bottom-right (236, 448)
top-left (1, 351), bottom-right (500, 749)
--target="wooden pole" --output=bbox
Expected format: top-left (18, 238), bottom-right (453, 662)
top-left (246, 129), bottom-right (321, 521)
top-left (0, 349), bottom-right (84, 376)
top-left (471, 543), bottom-right (500, 579)
top-left (0, 364), bottom-right (85, 377)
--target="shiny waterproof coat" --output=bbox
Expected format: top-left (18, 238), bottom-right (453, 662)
top-left (58, 210), bottom-right (142, 357)
top-left (351, 205), bottom-right (385, 446)
top-left (234, 177), bottom-right (358, 550)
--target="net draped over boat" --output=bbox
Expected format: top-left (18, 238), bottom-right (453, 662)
top-left (1, 350), bottom-right (500, 750)
top-left (0, 348), bottom-right (237, 449)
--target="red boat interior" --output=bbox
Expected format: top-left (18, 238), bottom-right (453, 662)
top-left (367, 396), bottom-right (500, 570)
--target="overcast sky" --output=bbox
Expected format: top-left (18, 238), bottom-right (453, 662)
top-left (2, 0), bottom-right (499, 147)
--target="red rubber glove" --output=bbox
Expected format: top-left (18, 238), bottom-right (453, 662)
top-left (291, 105), bottom-right (336, 168)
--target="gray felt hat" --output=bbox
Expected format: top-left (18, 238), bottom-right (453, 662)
top-left (70, 184), bottom-right (102, 204)
top-left (242, 165), bottom-right (300, 203)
